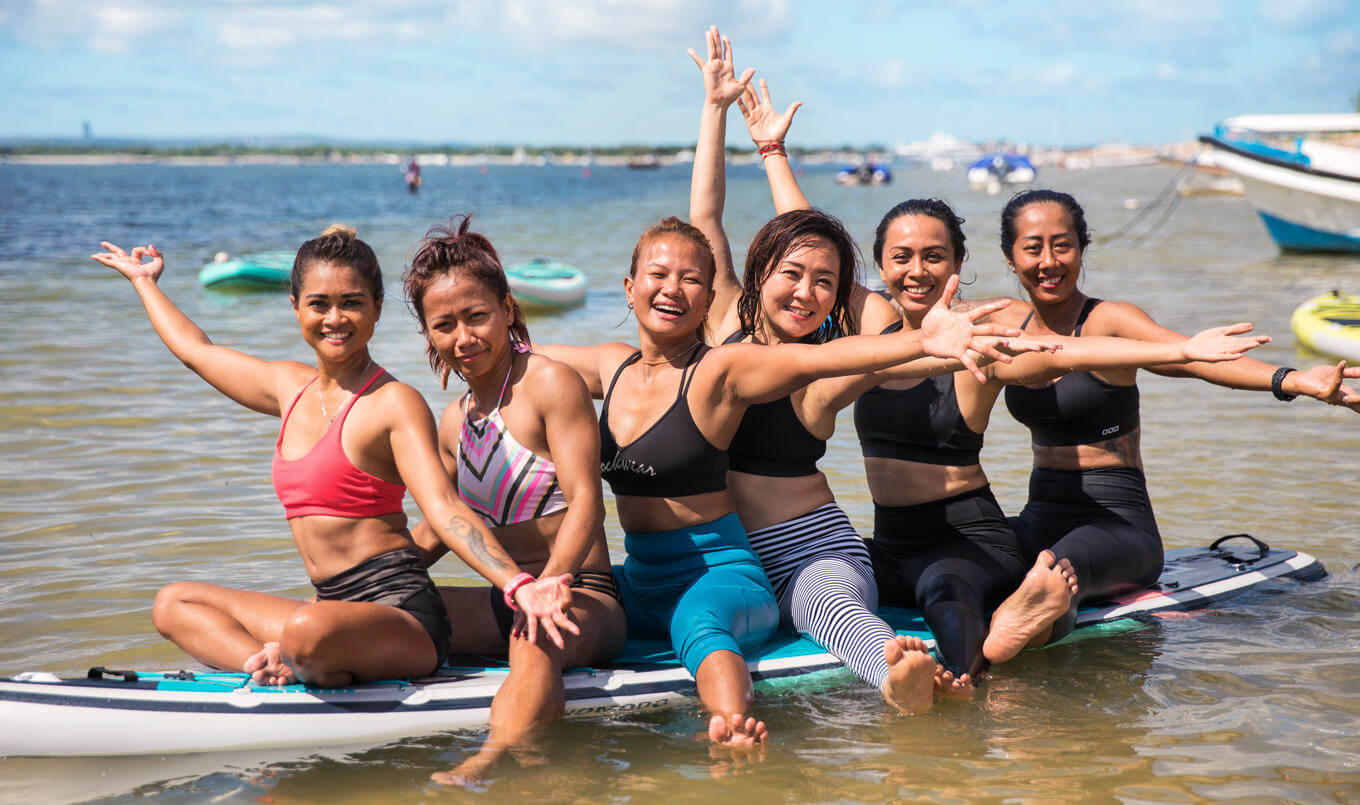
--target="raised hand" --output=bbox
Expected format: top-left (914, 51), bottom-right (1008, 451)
top-left (91, 241), bottom-right (165, 283)
top-left (919, 276), bottom-right (1060, 382)
top-left (738, 78), bottom-right (802, 148)
top-left (1180, 323), bottom-right (1270, 362)
top-left (687, 25), bottom-right (753, 109)
top-left (512, 574), bottom-right (580, 648)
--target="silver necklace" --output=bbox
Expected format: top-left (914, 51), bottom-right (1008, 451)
top-left (319, 358), bottom-right (375, 422)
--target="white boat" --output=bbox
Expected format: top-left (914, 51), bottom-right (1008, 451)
top-left (1198, 113), bottom-right (1360, 253)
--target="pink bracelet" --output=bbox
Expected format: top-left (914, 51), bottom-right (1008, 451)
top-left (502, 572), bottom-right (536, 611)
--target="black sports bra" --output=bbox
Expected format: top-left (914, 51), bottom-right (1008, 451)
top-left (1003, 298), bottom-right (1141, 446)
top-left (599, 345), bottom-right (729, 497)
top-left (854, 372), bottom-right (985, 466)
top-left (721, 330), bottom-right (825, 477)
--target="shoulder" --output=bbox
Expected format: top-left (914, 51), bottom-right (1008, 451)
top-left (852, 284), bottom-right (899, 333)
top-left (965, 295), bottom-right (1029, 326)
top-left (1087, 298), bottom-right (1159, 335)
top-left (369, 374), bottom-right (436, 419)
top-left (522, 353), bottom-right (593, 404)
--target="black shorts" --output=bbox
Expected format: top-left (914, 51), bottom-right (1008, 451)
top-left (489, 570), bottom-right (622, 641)
top-left (313, 548), bottom-right (453, 671)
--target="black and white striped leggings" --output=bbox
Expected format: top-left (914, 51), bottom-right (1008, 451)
top-left (744, 503), bottom-right (897, 690)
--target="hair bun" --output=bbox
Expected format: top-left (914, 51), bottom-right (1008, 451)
top-left (321, 223), bottom-right (357, 239)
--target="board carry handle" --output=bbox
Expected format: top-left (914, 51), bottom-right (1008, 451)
top-left (1208, 533), bottom-right (1270, 561)
top-left (87, 667), bottom-right (139, 682)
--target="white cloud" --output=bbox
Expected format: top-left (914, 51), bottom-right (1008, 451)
top-left (1259, 0), bottom-right (1346, 32)
top-left (497, 0), bottom-right (790, 49)
top-left (870, 58), bottom-right (910, 89)
top-left (1153, 61), bottom-right (1178, 80)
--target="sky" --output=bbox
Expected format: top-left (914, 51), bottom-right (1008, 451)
top-left (1, 0), bottom-right (1357, 148)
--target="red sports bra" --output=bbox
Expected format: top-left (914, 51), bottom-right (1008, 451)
top-left (271, 369), bottom-right (406, 519)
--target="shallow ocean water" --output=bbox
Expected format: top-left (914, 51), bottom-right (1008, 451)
top-left (1, 161), bottom-right (1358, 803)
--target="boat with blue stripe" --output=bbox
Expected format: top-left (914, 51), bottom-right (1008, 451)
top-left (1198, 114), bottom-right (1360, 254)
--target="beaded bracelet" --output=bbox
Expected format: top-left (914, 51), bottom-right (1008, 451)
top-left (502, 572), bottom-right (536, 611)
top-left (758, 142), bottom-right (787, 159)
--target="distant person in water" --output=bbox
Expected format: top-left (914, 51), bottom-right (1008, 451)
top-left (401, 216), bottom-right (627, 786)
top-left (92, 226), bottom-right (574, 688)
top-left (404, 159), bottom-right (422, 193)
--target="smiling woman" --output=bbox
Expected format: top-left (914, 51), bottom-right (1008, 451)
top-left (89, 225), bottom-right (577, 691)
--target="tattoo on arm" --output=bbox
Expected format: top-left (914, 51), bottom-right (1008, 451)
top-left (446, 515), bottom-right (511, 572)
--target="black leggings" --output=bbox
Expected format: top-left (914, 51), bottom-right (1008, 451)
top-left (867, 486), bottom-right (1027, 678)
top-left (1013, 466), bottom-right (1163, 639)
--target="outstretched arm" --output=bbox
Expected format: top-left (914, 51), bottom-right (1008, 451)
top-left (91, 242), bottom-right (294, 415)
top-left (716, 275), bottom-right (1022, 403)
top-left (531, 341), bottom-right (635, 399)
top-left (1104, 302), bottom-right (1360, 411)
top-left (992, 324), bottom-right (1269, 385)
top-left (739, 78), bottom-right (809, 214)
top-left (687, 25), bottom-right (753, 331)
top-left (390, 387), bottom-right (578, 647)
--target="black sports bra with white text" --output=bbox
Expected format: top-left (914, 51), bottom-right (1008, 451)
top-left (598, 345), bottom-right (729, 497)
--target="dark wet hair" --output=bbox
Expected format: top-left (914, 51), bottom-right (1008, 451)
top-left (872, 199), bottom-right (967, 269)
top-left (738, 208), bottom-right (861, 343)
top-left (291, 223), bottom-right (383, 303)
top-left (999, 189), bottom-right (1092, 259)
top-left (403, 214), bottom-right (530, 388)
top-left (629, 216), bottom-right (717, 342)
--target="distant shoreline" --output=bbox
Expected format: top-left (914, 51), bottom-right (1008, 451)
top-left (1, 141), bottom-right (1195, 169)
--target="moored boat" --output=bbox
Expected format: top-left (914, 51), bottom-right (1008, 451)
top-left (1198, 114), bottom-right (1360, 253)
top-left (966, 152), bottom-right (1036, 193)
top-left (505, 259), bottom-right (587, 309)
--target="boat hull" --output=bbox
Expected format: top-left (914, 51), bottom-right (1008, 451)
top-left (1198, 136), bottom-right (1360, 253)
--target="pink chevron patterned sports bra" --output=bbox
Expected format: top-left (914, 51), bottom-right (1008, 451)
top-left (456, 361), bottom-right (568, 527)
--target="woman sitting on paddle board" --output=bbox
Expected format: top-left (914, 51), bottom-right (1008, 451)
top-left (536, 212), bottom-right (1024, 746)
top-left (400, 217), bottom-right (627, 785)
top-left (92, 228), bottom-right (575, 688)
top-left (986, 189), bottom-right (1360, 655)
top-left (687, 27), bottom-right (1054, 711)
top-left (733, 74), bottom-right (1272, 694)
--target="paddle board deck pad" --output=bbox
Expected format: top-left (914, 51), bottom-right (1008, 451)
top-left (0, 536), bottom-right (1324, 757)
top-left (198, 251), bottom-right (294, 291)
top-left (1291, 290), bottom-right (1360, 362)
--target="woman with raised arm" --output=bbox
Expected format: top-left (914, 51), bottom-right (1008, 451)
top-left (92, 228), bottom-right (573, 689)
top-left (984, 189), bottom-right (1360, 658)
top-left (398, 217), bottom-right (627, 786)
top-left (537, 213), bottom-right (1023, 745)
top-left (736, 81), bottom-right (1269, 693)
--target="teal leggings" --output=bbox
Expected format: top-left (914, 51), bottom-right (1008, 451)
top-left (614, 513), bottom-right (779, 676)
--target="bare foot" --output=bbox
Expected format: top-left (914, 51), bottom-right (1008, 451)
top-left (431, 751), bottom-right (497, 789)
top-left (983, 550), bottom-right (1079, 664)
top-left (933, 668), bottom-right (975, 699)
top-left (881, 635), bottom-right (937, 714)
top-left (708, 713), bottom-right (768, 747)
top-left (243, 642), bottom-right (296, 685)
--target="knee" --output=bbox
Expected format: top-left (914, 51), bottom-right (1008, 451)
top-left (278, 606), bottom-right (328, 667)
top-left (151, 581), bottom-right (196, 636)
